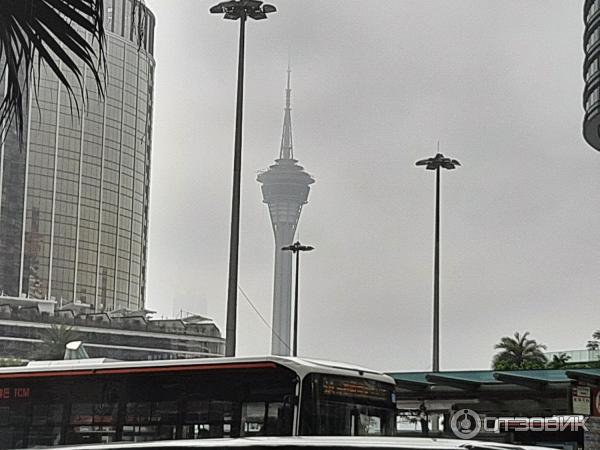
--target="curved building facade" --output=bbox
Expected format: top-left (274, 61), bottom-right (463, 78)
top-left (584, 0), bottom-right (600, 150)
top-left (0, 0), bottom-right (156, 311)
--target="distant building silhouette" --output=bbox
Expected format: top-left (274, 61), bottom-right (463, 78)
top-left (584, 0), bottom-right (600, 149)
top-left (257, 69), bottom-right (314, 355)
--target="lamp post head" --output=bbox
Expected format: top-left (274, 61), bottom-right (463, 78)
top-left (416, 153), bottom-right (461, 171)
top-left (210, 0), bottom-right (277, 20)
top-left (282, 241), bottom-right (314, 253)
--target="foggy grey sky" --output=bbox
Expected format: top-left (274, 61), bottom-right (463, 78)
top-left (143, 0), bottom-right (599, 372)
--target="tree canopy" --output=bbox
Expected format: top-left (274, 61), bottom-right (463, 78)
top-left (37, 323), bottom-right (81, 360)
top-left (587, 330), bottom-right (600, 351)
top-left (0, 0), bottom-right (105, 140)
top-left (492, 331), bottom-right (548, 370)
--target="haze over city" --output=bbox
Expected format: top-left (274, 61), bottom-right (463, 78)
top-left (144, 0), bottom-right (598, 372)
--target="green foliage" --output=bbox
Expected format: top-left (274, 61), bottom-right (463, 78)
top-left (587, 330), bottom-right (600, 351)
top-left (492, 331), bottom-right (548, 370)
top-left (37, 324), bottom-right (81, 360)
top-left (546, 353), bottom-right (571, 369)
top-left (0, 358), bottom-right (26, 367)
top-left (493, 358), bottom-right (547, 371)
top-left (564, 361), bottom-right (600, 369)
top-left (0, 0), bottom-right (106, 140)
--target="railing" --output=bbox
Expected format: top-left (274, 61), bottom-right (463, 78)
top-left (545, 349), bottom-right (600, 363)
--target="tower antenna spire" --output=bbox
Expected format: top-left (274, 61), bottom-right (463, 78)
top-left (280, 64), bottom-right (293, 159)
top-left (257, 65), bottom-right (315, 355)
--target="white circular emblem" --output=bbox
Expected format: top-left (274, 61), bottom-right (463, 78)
top-left (450, 409), bottom-right (481, 440)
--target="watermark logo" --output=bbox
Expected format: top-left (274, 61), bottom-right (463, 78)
top-left (449, 410), bottom-right (588, 440)
top-left (450, 409), bottom-right (481, 439)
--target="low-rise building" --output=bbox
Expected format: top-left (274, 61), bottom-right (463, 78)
top-left (0, 295), bottom-right (225, 361)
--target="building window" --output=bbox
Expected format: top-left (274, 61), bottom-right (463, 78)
top-left (106, 7), bottom-right (113, 32)
top-left (586, 88), bottom-right (600, 112)
top-left (588, 0), bottom-right (600, 22)
top-left (587, 58), bottom-right (599, 80)
top-left (114, 0), bottom-right (124, 37)
top-left (587, 28), bottom-right (600, 51)
top-left (589, 30), bottom-right (595, 51)
top-left (124, 0), bottom-right (133, 41)
top-left (148, 15), bottom-right (155, 55)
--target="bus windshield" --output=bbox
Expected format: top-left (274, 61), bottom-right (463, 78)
top-left (300, 374), bottom-right (396, 436)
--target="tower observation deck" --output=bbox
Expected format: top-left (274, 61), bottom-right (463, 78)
top-left (257, 69), bottom-right (314, 356)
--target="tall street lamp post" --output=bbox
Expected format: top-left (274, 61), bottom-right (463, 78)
top-left (210, 0), bottom-right (276, 357)
top-left (415, 153), bottom-right (460, 372)
top-left (282, 241), bottom-right (314, 357)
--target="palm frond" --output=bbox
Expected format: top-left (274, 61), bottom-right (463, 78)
top-left (38, 323), bottom-right (81, 359)
top-left (0, 0), bottom-right (105, 143)
top-left (492, 331), bottom-right (547, 370)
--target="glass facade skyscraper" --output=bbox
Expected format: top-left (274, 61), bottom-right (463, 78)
top-left (0, 0), bottom-right (156, 311)
top-left (584, 0), bottom-right (600, 150)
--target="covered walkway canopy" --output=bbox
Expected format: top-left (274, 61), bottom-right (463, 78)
top-left (389, 368), bottom-right (600, 391)
top-left (387, 369), bottom-right (600, 448)
top-left (387, 368), bottom-right (600, 416)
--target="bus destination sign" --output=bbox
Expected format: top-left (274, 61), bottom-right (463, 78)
top-left (321, 377), bottom-right (390, 403)
top-left (0, 387), bottom-right (30, 400)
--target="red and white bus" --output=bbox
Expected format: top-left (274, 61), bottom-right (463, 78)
top-left (0, 356), bottom-right (397, 448)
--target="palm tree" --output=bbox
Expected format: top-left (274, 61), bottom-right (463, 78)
top-left (587, 330), bottom-right (600, 351)
top-left (547, 353), bottom-right (571, 369)
top-left (37, 323), bottom-right (81, 360)
top-left (492, 331), bottom-right (548, 370)
top-left (0, 0), bottom-right (106, 140)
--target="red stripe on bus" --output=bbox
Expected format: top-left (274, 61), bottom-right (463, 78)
top-left (0, 362), bottom-right (278, 379)
top-left (97, 362), bottom-right (278, 375)
top-left (0, 370), bottom-right (95, 379)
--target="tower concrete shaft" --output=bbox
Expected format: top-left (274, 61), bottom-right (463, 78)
top-left (257, 69), bottom-right (314, 355)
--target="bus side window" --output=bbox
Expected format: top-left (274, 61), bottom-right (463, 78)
top-left (240, 401), bottom-right (293, 437)
top-left (122, 401), bottom-right (177, 442)
top-left (268, 401), bottom-right (292, 436)
top-left (183, 399), bottom-right (237, 439)
top-left (28, 403), bottom-right (63, 446)
top-left (0, 403), bottom-right (27, 449)
top-left (183, 400), bottom-right (210, 439)
top-left (241, 402), bottom-right (265, 436)
top-left (67, 402), bottom-right (118, 445)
